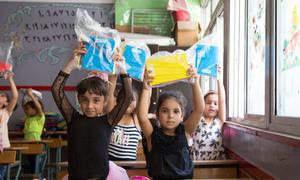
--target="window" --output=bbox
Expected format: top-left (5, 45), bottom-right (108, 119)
top-left (227, 0), bottom-right (266, 126)
top-left (246, 0), bottom-right (265, 115)
top-left (227, 0), bottom-right (300, 136)
top-left (276, 0), bottom-right (300, 117)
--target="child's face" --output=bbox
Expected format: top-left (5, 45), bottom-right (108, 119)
top-left (78, 90), bottom-right (106, 117)
top-left (157, 98), bottom-right (183, 131)
top-left (0, 93), bottom-right (8, 108)
top-left (23, 104), bottom-right (37, 117)
top-left (204, 94), bottom-right (218, 118)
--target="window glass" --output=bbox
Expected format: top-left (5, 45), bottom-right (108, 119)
top-left (276, 0), bottom-right (300, 117)
top-left (246, 0), bottom-right (266, 115)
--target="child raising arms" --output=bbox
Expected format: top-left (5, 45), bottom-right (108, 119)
top-left (137, 66), bottom-right (204, 179)
top-left (190, 66), bottom-right (226, 160)
top-left (22, 88), bottom-right (45, 141)
top-left (0, 72), bottom-right (18, 178)
top-left (107, 82), bottom-right (142, 161)
top-left (51, 43), bottom-right (133, 179)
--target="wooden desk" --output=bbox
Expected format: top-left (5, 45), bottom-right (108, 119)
top-left (43, 131), bottom-right (67, 136)
top-left (10, 139), bottom-right (53, 144)
top-left (8, 131), bottom-right (24, 139)
top-left (4, 147), bottom-right (28, 151)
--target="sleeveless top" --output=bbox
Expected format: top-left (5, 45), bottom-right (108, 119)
top-left (109, 115), bottom-right (142, 160)
top-left (145, 124), bottom-right (193, 180)
top-left (0, 108), bottom-right (11, 148)
top-left (67, 111), bottom-right (112, 179)
top-left (190, 117), bottom-right (226, 160)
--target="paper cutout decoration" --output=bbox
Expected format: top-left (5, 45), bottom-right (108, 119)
top-left (81, 36), bottom-right (115, 73)
top-left (123, 45), bottom-right (147, 80)
top-left (146, 52), bottom-right (190, 86)
top-left (195, 45), bottom-right (219, 77)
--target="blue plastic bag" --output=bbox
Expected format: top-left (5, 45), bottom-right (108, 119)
top-left (123, 44), bottom-right (147, 80)
top-left (195, 44), bottom-right (219, 77)
top-left (81, 36), bottom-right (115, 73)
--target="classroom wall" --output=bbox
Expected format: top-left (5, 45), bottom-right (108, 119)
top-left (223, 123), bottom-right (300, 179)
top-left (0, 1), bottom-right (114, 129)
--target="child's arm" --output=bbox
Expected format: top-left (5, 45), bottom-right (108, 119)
top-left (5, 73), bottom-right (18, 115)
top-left (51, 43), bottom-right (85, 122)
top-left (105, 74), bottom-right (117, 114)
top-left (217, 66), bottom-right (226, 124)
top-left (107, 48), bottom-right (133, 126)
top-left (27, 88), bottom-right (43, 116)
top-left (183, 66), bottom-right (205, 135)
top-left (137, 71), bottom-right (154, 143)
top-left (107, 74), bottom-right (132, 126)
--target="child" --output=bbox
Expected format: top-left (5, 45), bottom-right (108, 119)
top-left (190, 66), bottom-right (226, 160)
top-left (22, 88), bottom-right (45, 141)
top-left (107, 82), bottom-right (142, 161)
top-left (51, 44), bottom-right (133, 179)
top-left (137, 66), bottom-right (204, 179)
top-left (0, 72), bottom-right (18, 179)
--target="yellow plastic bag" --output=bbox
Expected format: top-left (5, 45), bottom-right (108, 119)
top-left (146, 52), bottom-right (190, 86)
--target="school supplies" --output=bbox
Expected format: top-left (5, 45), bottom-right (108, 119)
top-left (0, 41), bottom-right (14, 77)
top-left (75, 8), bottom-right (121, 73)
top-left (81, 35), bottom-right (116, 73)
top-left (146, 51), bottom-right (190, 86)
top-left (186, 33), bottom-right (221, 77)
top-left (122, 42), bottom-right (150, 80)
top-left (195, 44), bottom-right (219, 77)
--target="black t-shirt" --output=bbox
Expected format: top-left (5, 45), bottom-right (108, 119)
top-left (67, 112), bottom-right (112, 179)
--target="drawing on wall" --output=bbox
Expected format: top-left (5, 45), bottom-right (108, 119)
top-left (282, 2), bottom-right (300, 71)
top-left (0, 2), bottom-right (114, 70)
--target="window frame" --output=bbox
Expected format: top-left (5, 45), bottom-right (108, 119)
top-left (225, 0), bottom-right (300, 136)
top-left (269, 0), bottom-right (300, 135)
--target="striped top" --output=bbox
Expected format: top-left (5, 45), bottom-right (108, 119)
top-left (109, 124), bottom-right (142, 160)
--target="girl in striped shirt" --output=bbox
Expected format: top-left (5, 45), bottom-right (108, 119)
top-left (107, 83), bottom-right (142, 161)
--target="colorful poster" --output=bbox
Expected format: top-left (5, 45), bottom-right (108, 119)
top-left (81, 36), bottom-right (115, 73)
top-left (195, 44), bottom-right (218, 77)
top-left (123, 45), bottom-right (147, 80)
top-left (146, 52), bottom-right (190, 86)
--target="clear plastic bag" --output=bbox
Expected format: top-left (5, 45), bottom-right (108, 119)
top-left (186, 32), bottom-right (222, 77)
top-left (146, 50), bottom-right (190, 87)
top-left (0, 41), bottom-right (14, 77)
top-left (74, 8), bottom-right (121, 74)
top-left (120, 41), bottom-right (150, 81)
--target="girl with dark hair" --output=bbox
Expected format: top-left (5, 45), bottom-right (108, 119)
top-left (137, 66), bottom-right (204, 180)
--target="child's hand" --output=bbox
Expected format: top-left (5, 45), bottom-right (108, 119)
top-left (26, 88), bottom-right (33, 96)
top-left (112, 47), bottom-right (126, 74)
top-left (187, 65), bottom-right (199, 83)
top-left (143, 68), bottom-right (154, 90)
top-left (63, 41), bottom-right (86, 73)
top-left (217, 64), bottom-right (223, 80)
top-left (3, 71), bottom-right (14, 80)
